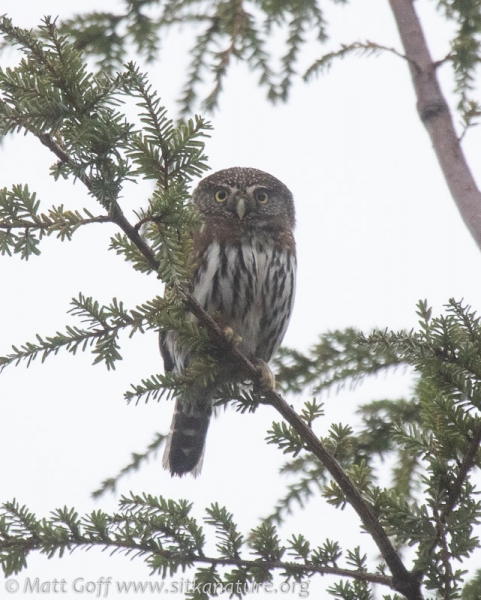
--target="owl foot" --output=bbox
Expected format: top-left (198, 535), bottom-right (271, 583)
top-left (253, 359), bottom-right (276, 392)
top-left (223, 326), bottom-right (243, 346)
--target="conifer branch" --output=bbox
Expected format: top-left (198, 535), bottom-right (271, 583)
top-left (274, 329), bottom-right (405, 395)
top-left (188, 558), bottom-right (392, 586)
top-left (38, 133), bottom-right (74, 167)
top-left (54, 202), bottom-right (421, 598)
top-left (17, 166), bottom-right (417, 595)
top-left (0, 184), bottom-right (112, 256)
top-left (262, 393), bottom-right (423, 600)
top-left (0, 537), bottom-right (391, 587)
top-left (422, 420), bottom-right (481, 563)
top-left (0, 325), bottom-right (118, 371)
top-left (37, 133), bottom-right (111, 211)
top-left (0, 497), bottom-right (392, 587)
top-left (181, 294), bottom-right (422, 600)
top-left (444, 421), bottom-right (481, 518)
top-left (0, 216), bottom-right (110, 230)
top-left (432, 506), bottom-right (455, 594)
top-left (201, 0), bottom-right (247, 112)
top-left (108, 202), bottom-right (160, 272)
top-left (388, 0), bottom-right (481, 251)
top-left (304, 40), bottom-right (410, 81)
top-left (38, 135), bottom-right (160, 272)
top-left (0, 295), bottom-right (168, 372)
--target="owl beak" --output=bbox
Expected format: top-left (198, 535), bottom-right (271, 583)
top-left (236, 197), bottom-right (247, 220)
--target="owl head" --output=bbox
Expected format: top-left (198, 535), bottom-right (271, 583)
top-left (192, 167), bottom-right (295, 231)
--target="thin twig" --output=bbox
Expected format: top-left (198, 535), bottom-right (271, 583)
top-left (134, 215), bottom-right (155, 231)
top-left (38, 133), bottom-right (93, 192)
top-left (432, 507), bottom-right (453, 598)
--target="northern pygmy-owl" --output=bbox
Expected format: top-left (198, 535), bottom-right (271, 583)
top-left (161, 167), bottom-right (296, 476)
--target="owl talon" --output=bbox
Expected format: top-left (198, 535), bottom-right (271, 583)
top-left (254, 359), bottom-right (276, 392)
top-left (223, 326), bottom-right (242, 346)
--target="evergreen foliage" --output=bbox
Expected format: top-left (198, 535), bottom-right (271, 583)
top-left (1, 7), bottom-right (481, 600)
top-left (55, 0), bottom-right (327, 114)
top-left (40, 0), bottom-right (481, 127)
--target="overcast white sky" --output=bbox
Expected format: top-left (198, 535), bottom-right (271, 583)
top-left (1, 0), bottom-right (481, 597)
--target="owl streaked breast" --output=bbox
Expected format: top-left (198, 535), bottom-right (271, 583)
top-left (193, 238), bottom-right (296, 362)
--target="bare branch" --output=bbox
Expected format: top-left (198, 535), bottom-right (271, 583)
top-left (388, 0), bottom-right (481, 251)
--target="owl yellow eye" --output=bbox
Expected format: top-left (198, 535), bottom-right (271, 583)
top-left (255, 190), bottom-right (269, 204)
top-left (215, 189), bottom-right (228, 202)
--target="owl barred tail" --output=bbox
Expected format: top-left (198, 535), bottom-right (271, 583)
top-left (162, 394), bottom-right (213, 476)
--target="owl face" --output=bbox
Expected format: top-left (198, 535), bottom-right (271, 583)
top-left (193, 167), bottom-right (295, 230)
